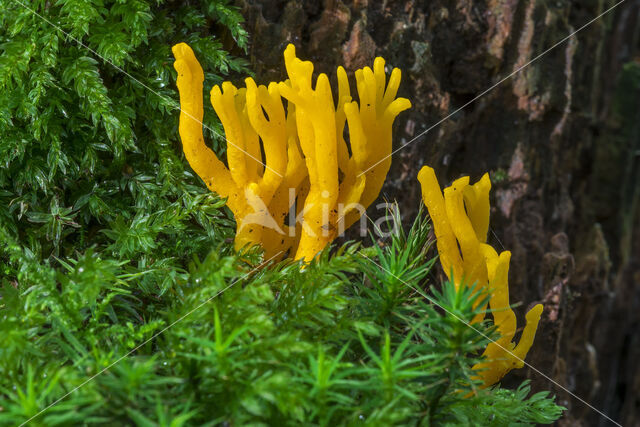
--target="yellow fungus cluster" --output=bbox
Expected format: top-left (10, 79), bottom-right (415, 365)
top-left (417, 166), bottom-right (543, 388)
top-left (173, 42), bottom-right (410, 261)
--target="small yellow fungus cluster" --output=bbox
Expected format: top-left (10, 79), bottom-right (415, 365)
top-left (173, 43), bottom-right (410, 261)
top-left (417, 166), bottom-right (543, 388)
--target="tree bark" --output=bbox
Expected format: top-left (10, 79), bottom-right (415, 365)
top-left (235, 0), bottom-right (640, 424)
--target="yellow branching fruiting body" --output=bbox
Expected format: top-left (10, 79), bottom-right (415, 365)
top-left (418, 166), bottom-right (543, 388)
top-left (173, 43), bottom-right (410, 261)
top-left (346, 61), bottom-right (412, 229)
top-left (174, 43), bottom-right (290, 257)
top-left (278, 46), bottom-right (340, 260)
top-left (279, 45), bottom-right (411, 260)
top-left (473, 247), bottom-right (544, 387)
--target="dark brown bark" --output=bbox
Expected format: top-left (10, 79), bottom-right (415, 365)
top-left (235, 0), bottom-right (640, 424)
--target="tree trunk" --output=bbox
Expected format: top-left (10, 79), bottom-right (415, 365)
top-left (236, 0), bottom-right (640, 424)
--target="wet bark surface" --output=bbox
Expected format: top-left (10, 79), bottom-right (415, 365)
top-left (232, 0), bottom-right (640, 424)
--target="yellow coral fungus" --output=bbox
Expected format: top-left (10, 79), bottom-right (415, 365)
top-left (417, 166), bottom-right (543, 387)
top-left (173, 43), bottom-right (293, 257)
top-left (278, 45), bottom-right (411, 260)
top-left (472, 247), bottom-right (544, 387)
top-left (173, 42), bottom-right (410, 261)
top-left (417, 167), bottom-right (491, 322)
